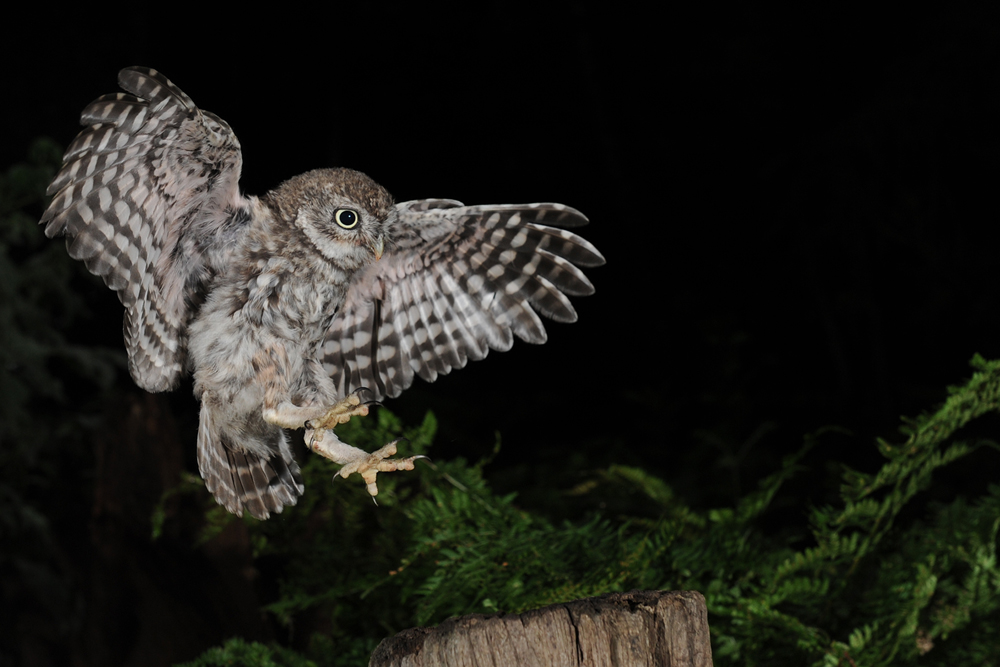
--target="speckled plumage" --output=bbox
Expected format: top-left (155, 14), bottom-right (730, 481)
top-left (41, 67), bottom-right (605, 519)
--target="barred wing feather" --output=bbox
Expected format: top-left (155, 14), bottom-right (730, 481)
top-left (322, 201), bottom-right (604, 401)
top-left (40, 66), bottom-right (246, 391)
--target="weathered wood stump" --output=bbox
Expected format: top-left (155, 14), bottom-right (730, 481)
top-left (369, 590), bottom-right (712, 667)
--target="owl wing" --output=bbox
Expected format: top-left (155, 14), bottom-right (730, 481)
top-left (41, 67), bottom-right (248, 392)
top-left (321, 200), bottom-right (605, 401)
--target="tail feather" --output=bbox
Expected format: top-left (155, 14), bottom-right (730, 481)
top-left (197, 403), bottom-right (304, 520)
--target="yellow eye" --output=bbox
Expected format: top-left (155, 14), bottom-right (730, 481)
top-left (334, 209), bottom-right (359, 229)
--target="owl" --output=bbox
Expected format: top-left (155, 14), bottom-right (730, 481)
top-left (41, 67), bottom-right (604, 520)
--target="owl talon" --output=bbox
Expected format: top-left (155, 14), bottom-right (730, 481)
top-left (354, 387), bottom-right (381, 409)
top-left (311, 390), bottom-right (374, 434)
top-left (334, 440), bottom-right (426, 498)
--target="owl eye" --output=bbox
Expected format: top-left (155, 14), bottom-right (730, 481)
top-left (334, 209), bottom-right (359, 229)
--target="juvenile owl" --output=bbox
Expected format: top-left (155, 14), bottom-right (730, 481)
top-left (41, 67), bottom-right (604, 519)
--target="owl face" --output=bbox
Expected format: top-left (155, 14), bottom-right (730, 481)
top-left (275, 168), bottom-right (396, 271)
top-left (295, 192), bottom-right (390, 269)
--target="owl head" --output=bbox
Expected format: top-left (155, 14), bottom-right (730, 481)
top-left (268, 168), bottom-right (396, 270)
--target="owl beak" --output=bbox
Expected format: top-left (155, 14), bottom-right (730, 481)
top-left (370, 236), bottom-right (384, 261)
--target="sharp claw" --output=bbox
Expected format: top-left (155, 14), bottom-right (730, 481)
top-left (352, 387), bottom-right (380, 407)
top-left (328, 438), bottom-right (426, 501)
top-left (311, 391), bottom-right (376, 432)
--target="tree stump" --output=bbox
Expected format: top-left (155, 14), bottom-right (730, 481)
top-left (369, 590), bottom-right (712, 667)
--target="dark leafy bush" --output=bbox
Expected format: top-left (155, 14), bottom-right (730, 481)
top-left (180, 359), bottom-right (1000, 666)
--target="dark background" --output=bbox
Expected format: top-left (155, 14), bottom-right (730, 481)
top-left (3, 5), bottom-right (1000, 665)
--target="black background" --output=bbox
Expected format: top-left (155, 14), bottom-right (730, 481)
top-left (8, 2), bottom-right (1000, 531)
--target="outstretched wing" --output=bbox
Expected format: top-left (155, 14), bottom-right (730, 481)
top-left (321, 201), bottom-right (605, 401)
top-left (41, 67), bottom-right (248, 392)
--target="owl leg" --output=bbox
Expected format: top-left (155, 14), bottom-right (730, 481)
top-left (263, 389), bottom-right (373, 430)
top-left (308, 435), bottom-right (424, 499)
top-left (300, 390), bottom-right (424, 499)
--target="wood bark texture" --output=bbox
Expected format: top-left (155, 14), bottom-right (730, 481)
top-left (369, 589), bottom-right (712, 667)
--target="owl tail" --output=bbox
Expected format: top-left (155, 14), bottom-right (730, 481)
top-left (196, 403), bottom-right (305, 520)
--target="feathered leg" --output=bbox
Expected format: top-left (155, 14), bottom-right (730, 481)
top-left (261, 360), bottom-right (424, 500)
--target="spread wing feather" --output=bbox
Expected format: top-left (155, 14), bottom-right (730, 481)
top-left (322, 202), bottom-right (605, 401)
top-left (40, 66), bottom-right (247, 391)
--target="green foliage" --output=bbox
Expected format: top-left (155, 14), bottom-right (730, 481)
top-left (176, 358), bottom-right (1000, 666)
top-left (0, 140), bottom-right (123, 664)
top-left (0, 139), bottom-right (121, 434)
top-left (8, 138), bottom-right (996, 667)
top-left (176, 637), bottom-right (317, 667)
